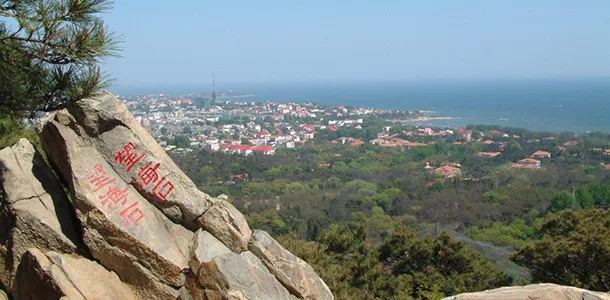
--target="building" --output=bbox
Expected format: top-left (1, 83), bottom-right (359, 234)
top-left (478, 152), bottom-right (502, 158)
top-left (531, 150), bottom-right (551, 158)
top-left (513, 158), bottom-right (541, 169)
top-left (350, 138), bottom-right (365, 147)
top-left (252, 146), bottom-right (275, 155)
top-left (229, 145), bottom-right (253, 156)
top-left (196, 97), bottom-right (212, 108)
top-left (434, 165), bottom-right (461, 179)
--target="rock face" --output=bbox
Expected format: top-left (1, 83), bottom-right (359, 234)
top-left (0, 138), bottom-right (82, 293)
top-left (39, 92), bottom-right (252, 253)
top-left (250, 231), bottom-right (333, 300)
top-left (13, 248), bottom-right (138, 300)
top-left (0, 91), bottom-right (335, 300)
top-left (39, 110), bottom-right (194, 298)
top-left (443, 283), bottom-right (610, 300)
top-left (188, 230), bottom-right (296, 300)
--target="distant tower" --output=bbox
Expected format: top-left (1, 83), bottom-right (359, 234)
top-left (212, 73), bottom-right (217, 104)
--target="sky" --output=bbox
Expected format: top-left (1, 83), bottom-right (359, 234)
top-left (102, 1), bottom-right (610, 89)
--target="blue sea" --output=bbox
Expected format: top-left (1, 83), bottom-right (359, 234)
top-left (114, 78), bottom-right (610, 133)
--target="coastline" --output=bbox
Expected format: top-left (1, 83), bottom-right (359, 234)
top-left (396, 116), bottom-right (459, 123)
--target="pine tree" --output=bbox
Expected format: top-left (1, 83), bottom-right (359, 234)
top-left (0, 0), bottom-right (119, 117)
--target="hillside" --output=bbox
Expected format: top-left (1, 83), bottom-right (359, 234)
top-left (0, 93), bottom-right (608, 300)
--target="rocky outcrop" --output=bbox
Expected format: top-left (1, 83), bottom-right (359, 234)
top-left (0, 91), bottom-right (335, 300)
top-left (250, 231), bottom-right (333, 300)
top-left (13, 248), bottom-right (138, 300)
top-left (188, 230), bottom-right (296, 300)
top-left (39, 93), bottom-right (251, 252)
top-left (443, 283), bottom-right (610, 300)
top-left (39, 113), bottom-right (194, 298)
top-left (0, 138), bottom-right (82, 293)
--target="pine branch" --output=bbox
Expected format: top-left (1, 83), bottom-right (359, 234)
top-left (0, 0), bottom-right (120, 117)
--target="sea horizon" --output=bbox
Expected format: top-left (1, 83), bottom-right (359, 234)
top-left (110, 78), bottom-right (610, 134)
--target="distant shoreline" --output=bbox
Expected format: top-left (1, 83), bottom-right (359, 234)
top-left (219, 94), bottom-right (255, 99)
top-left (397, 116), bottom-right (459, 122)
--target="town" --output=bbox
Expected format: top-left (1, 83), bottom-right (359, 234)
top-left (123, 92), bottom-right (606, 182)
top-left (124, 92), bottom-right (411, 155)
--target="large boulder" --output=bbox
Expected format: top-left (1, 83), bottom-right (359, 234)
top-left (38, 115), bottom-right (194, 298)
top-left (13, 248), bottom-right (138, 300)
top-left (0, 138), bottom-right (82, 293)
top-left (249, 231), bottom-right (333, 300)
top-left (39, 92), bottom-right (251, 253)
top-left (188, 230), bottom-right (296, 300)
top-left (30, 92), bottom-right (333, 299)
top-left (443, 283), bottom-right (610, 300)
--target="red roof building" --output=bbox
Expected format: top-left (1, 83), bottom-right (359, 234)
top-left (532, 150), bottom-right (551, 158)
top-left (434, 165), bottom-right (461, 178)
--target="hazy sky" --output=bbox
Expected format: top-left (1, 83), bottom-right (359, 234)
top-left (103, 1), bottom-right (610, 88)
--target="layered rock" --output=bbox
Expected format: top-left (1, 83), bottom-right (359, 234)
top-left (250, 231), bottom-right (333, 300)
top-left (28, 92), bottom-right (333, 299)
top-left (13, 248), bottom-right (138, 300)
top-left (0, 138), bottom-right (82, 293)
top-left (188, 230), bottom-right (296, 300)
top-left (39, 92), bottom-right (251, 252)
top-left (443, 283), bottom-right (610, 300)
top-left (39, 114), bottom-right (193, 298)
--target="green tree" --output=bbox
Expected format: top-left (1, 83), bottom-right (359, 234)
top-left (173, 135), bottom-right (190, 148)
top-left (0, 116), bottom-right (42, 151)
top-left (511, 209), bottom-right (610, 292)
top-left (575, 187), bottom-right (594, 209)
top-left (379, 228), bottom-right (511, 298)
top-left (0, 0), bottom-right (119, 116)
top-left (340, 180), bottom-right (378, 198)
top-left (198, 166), bottom-right (214, 184)
top-left (550, 191), bottom-right (575, 212)
top-left (325, 176), bottom-right (342, 189)
top-left (588, 184), bottom-right (610, 207)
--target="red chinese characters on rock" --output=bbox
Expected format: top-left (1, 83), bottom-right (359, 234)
top-left (83, 164), bottom-right (144, 228)
top-left (135, 162), bottom-right (175, 201)
top-left (115, 142), bottom-right (145, 172)
top-left (100, 186), bottom-right (128, 208)
top-left (119, 201), bottom-right (144, 228)
top-left (85, 164), bottom-right (116, 192)
top-left (115, 142), bottom-right (175, 201)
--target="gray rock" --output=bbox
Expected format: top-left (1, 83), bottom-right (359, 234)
top-left (443, 283), bottom-right (610, 300)
top-left (198, 199), bottom-right (252, 254)
top-left (188, 230), bottom-right (296, 300)
top-left (38, 117), bottom-right (193, 299)
top-left (42, 92), bottom-right (252, 253)
top-left (31, 92), bottom-right (333, 299)
top-left (250, 230), bottom-right (333, 300)
top-left (189, 230), bottom-right (232, 271)
top-left (13, 248), bottom-right (139, 300)
top-left (0, 138), bottom-right (82, 293)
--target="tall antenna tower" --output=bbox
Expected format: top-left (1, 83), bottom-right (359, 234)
top-left (212, 73), bottom-right (217, 104)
